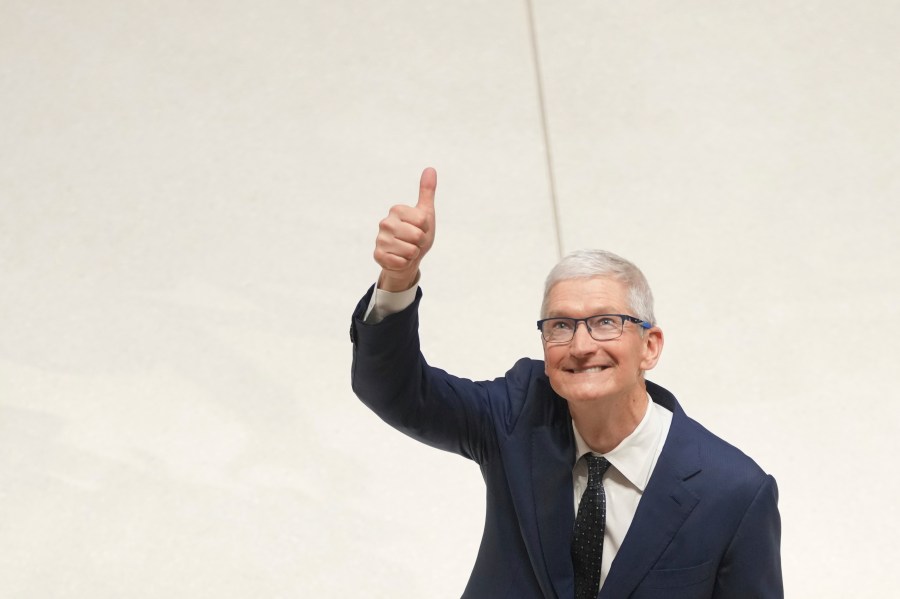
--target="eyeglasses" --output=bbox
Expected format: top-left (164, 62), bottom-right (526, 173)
top-left (536, 314), bottom-right (651, 343)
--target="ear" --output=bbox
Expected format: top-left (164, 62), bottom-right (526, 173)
top-left (543, 342), bottom-right (551, 378)
top-left (640, 327), bottom-right (664, 371)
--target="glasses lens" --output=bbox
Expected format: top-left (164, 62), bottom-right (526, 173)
top-left (586, 315), bottom-right (623, 341)
top-left (542, 318), bottom-right (574, 342)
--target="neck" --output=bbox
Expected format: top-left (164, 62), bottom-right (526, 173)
top-left (569, 384), bottom-right (649, 454)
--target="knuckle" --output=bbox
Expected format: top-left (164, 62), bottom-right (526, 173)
top-left (406, 211), bottom-right (427, 228)
top-left (388, 204), bottom-right (409, 218)
top-left (378, 216), bottom-right (396, 232)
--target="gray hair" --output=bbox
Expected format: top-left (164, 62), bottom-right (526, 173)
top-left (540, 249), bottom-right (656, 325)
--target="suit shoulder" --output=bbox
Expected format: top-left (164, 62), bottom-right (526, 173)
top-left (649, 380), bottom-right (771, 486)
top-left (481, 357), bottom-right (568, 438)
top-left (502, 357), bottom-right (546, 385)
top-left (678, 412), bottom-right (772, 490)
top-left (494, 358), bottom-right (555, 411)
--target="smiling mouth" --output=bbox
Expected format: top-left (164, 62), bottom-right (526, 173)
top-left (567, 366), bottom-right (611, 374)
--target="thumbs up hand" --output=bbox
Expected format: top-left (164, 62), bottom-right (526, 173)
top-left (374, 168), bottom-right (437, 292)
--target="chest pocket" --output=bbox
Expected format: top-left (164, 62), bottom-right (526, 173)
top-left (629, 560), bottom-right (716, 598)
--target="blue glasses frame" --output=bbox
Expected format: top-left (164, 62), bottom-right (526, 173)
top-left (536, 314), bottom-right (652, 343)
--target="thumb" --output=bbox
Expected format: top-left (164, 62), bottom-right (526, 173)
top-left (416, 167), bottom-right (437, 212)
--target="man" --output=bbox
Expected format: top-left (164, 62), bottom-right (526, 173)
top-left (350, 168), bottom-right (782, 598)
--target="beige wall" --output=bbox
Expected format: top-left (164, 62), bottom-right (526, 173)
top-left (2, 1), bottom-right (898, 596)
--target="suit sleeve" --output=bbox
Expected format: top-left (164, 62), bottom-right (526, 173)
top-left (713, 474), bottom-right (783, 598)
top-left (350, 286), bottom-right (525, 464)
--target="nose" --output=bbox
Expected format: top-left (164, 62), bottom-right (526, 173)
top-left (568, 321), bottom-right (597, 356)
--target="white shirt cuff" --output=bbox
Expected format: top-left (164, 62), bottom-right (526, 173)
top-left (363, 279), bottom-right (419, 324)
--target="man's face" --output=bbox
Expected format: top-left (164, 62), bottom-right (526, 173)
top-left (542, 277), bottom-right (663, 405)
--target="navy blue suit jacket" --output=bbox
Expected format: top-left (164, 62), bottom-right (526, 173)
top-left (350, 288), bottom-right (782, 598)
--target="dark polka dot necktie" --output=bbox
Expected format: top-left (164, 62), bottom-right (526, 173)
top-left (572, 454), bottom-right (611, 599)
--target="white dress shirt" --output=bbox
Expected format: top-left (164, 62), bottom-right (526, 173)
top-left (572, 399), bottom-right (672, 590)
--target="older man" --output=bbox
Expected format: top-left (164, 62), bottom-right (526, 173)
top-left (350, 168), bottom-right (782, 598)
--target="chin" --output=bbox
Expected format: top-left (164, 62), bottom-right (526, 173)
top-left (553, 382), bottom-right (614, 404)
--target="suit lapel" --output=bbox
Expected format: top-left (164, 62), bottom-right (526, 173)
top-left (532, 425), bottom-right (576, 599)
top-left (599, 403), bottom-right (702, 598)
top-left (500, 379), bottom-right (575, 599)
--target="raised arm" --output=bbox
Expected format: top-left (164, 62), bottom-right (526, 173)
top-left (353, 167), bottom-right (524, 463)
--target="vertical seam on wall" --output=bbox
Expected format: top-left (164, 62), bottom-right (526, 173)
top-left (525, 0), bottom-right (564, 260)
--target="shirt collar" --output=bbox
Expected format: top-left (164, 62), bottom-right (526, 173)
top-left (572, 394), bottom-right (663, 492)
